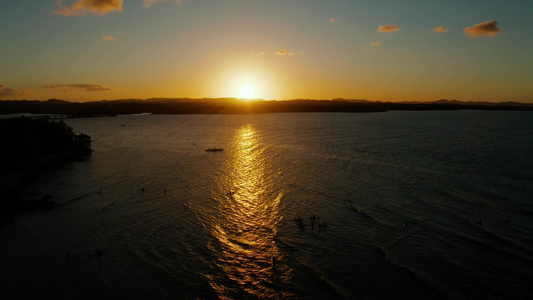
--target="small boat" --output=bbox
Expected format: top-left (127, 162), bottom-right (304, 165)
top-left (205, 148), bottom-right (223, 152)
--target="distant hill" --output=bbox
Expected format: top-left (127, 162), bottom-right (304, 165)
top-left (1, 98), bottom-right (532, 116)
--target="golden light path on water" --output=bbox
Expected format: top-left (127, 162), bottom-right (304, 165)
top-left (207, 124), bottom-right (291, 298)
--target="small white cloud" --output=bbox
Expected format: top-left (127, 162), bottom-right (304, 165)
top-left (275, 49), bottom-right (295, 56)
top-left (54, 0), bottom-right (123, 16)
top-left (42, 84), bottom-right (111, 92)
top-left (378, 24), bottom-right (399, 33)
top-left (431, 26), bottom-right (450, 33)
top-left (249, 51), bottom-right (266, 56)
top-left (369, 41), bottom-right (381, 47)
top-left (0, 85), bottom-right (31, 99)
top-left (465, 20), bottom-right (504, 37)
top-left (101, 35), bottom-right (117, 41)
top-left (329, 17), bottom-right (335, 23)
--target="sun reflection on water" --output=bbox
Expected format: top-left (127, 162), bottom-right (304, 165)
top-left (207, 124), bottom-right (291, 298)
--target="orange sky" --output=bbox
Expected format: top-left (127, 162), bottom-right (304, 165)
top-left (1, 1), bottom-right (532, 102)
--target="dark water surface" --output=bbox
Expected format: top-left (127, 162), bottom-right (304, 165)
top-left (1, 111), bottom-right (532, 299)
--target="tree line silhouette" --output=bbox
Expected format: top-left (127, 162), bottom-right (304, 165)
top-left (0, 117), bottom-right (91, 218)
top-left (0, 117), bottom-right (91, 173)
top-left (1, 98), bottom-right (531, 117)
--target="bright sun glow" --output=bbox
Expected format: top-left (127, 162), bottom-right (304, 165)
top-left (237, 84), bottom-right (256, 99)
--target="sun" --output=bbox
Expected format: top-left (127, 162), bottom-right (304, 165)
top-left (220, 67), bottom-right (269, 100)
top-left (237, 84), bottom-right (256, 99)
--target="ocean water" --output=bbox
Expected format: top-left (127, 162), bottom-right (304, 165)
top-left (1, 111), bottom-right (532, 299)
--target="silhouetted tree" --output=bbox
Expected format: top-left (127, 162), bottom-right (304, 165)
top-left (0, 117), bottom-right (91, 175)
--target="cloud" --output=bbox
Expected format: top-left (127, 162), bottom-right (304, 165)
top-left (143, 0), bottom-right (181, 8)
top-left (0, 85), bottom-right (31, 99)
top-left (378, 24), bottom-right (399, 33)
top-left (101, 35), bottom-right (117, 41)
top-left (464, 20), bottom-right (504, 37)
top-left (431, 26), bottom-right (450, 33)
top-left (329, 17), bottom-right (335, 23)
top-left (275, 49), bottom-right (295, 56)
top-left (369, 41), bottom-right (381, 47)
top-left (42, 84), bottom-right (111, 92)
top-left (249, 51), bottom-right (266, 56)
top-left (54, 0), bottom-right (123, 16)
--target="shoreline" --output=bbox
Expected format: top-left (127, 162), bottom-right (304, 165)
top-left (0, 148), bottom-right (92, 223)
top-left (0, 117), bottom-right (92, 222)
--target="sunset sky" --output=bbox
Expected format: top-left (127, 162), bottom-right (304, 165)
top-left (1, 0), bottom-right (532, 102)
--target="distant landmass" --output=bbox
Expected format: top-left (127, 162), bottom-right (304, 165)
top-left (1, 98), bottom-right (532, 117)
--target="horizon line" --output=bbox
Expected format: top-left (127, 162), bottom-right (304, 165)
top-left (2, 98), bottom-right (532, 105)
